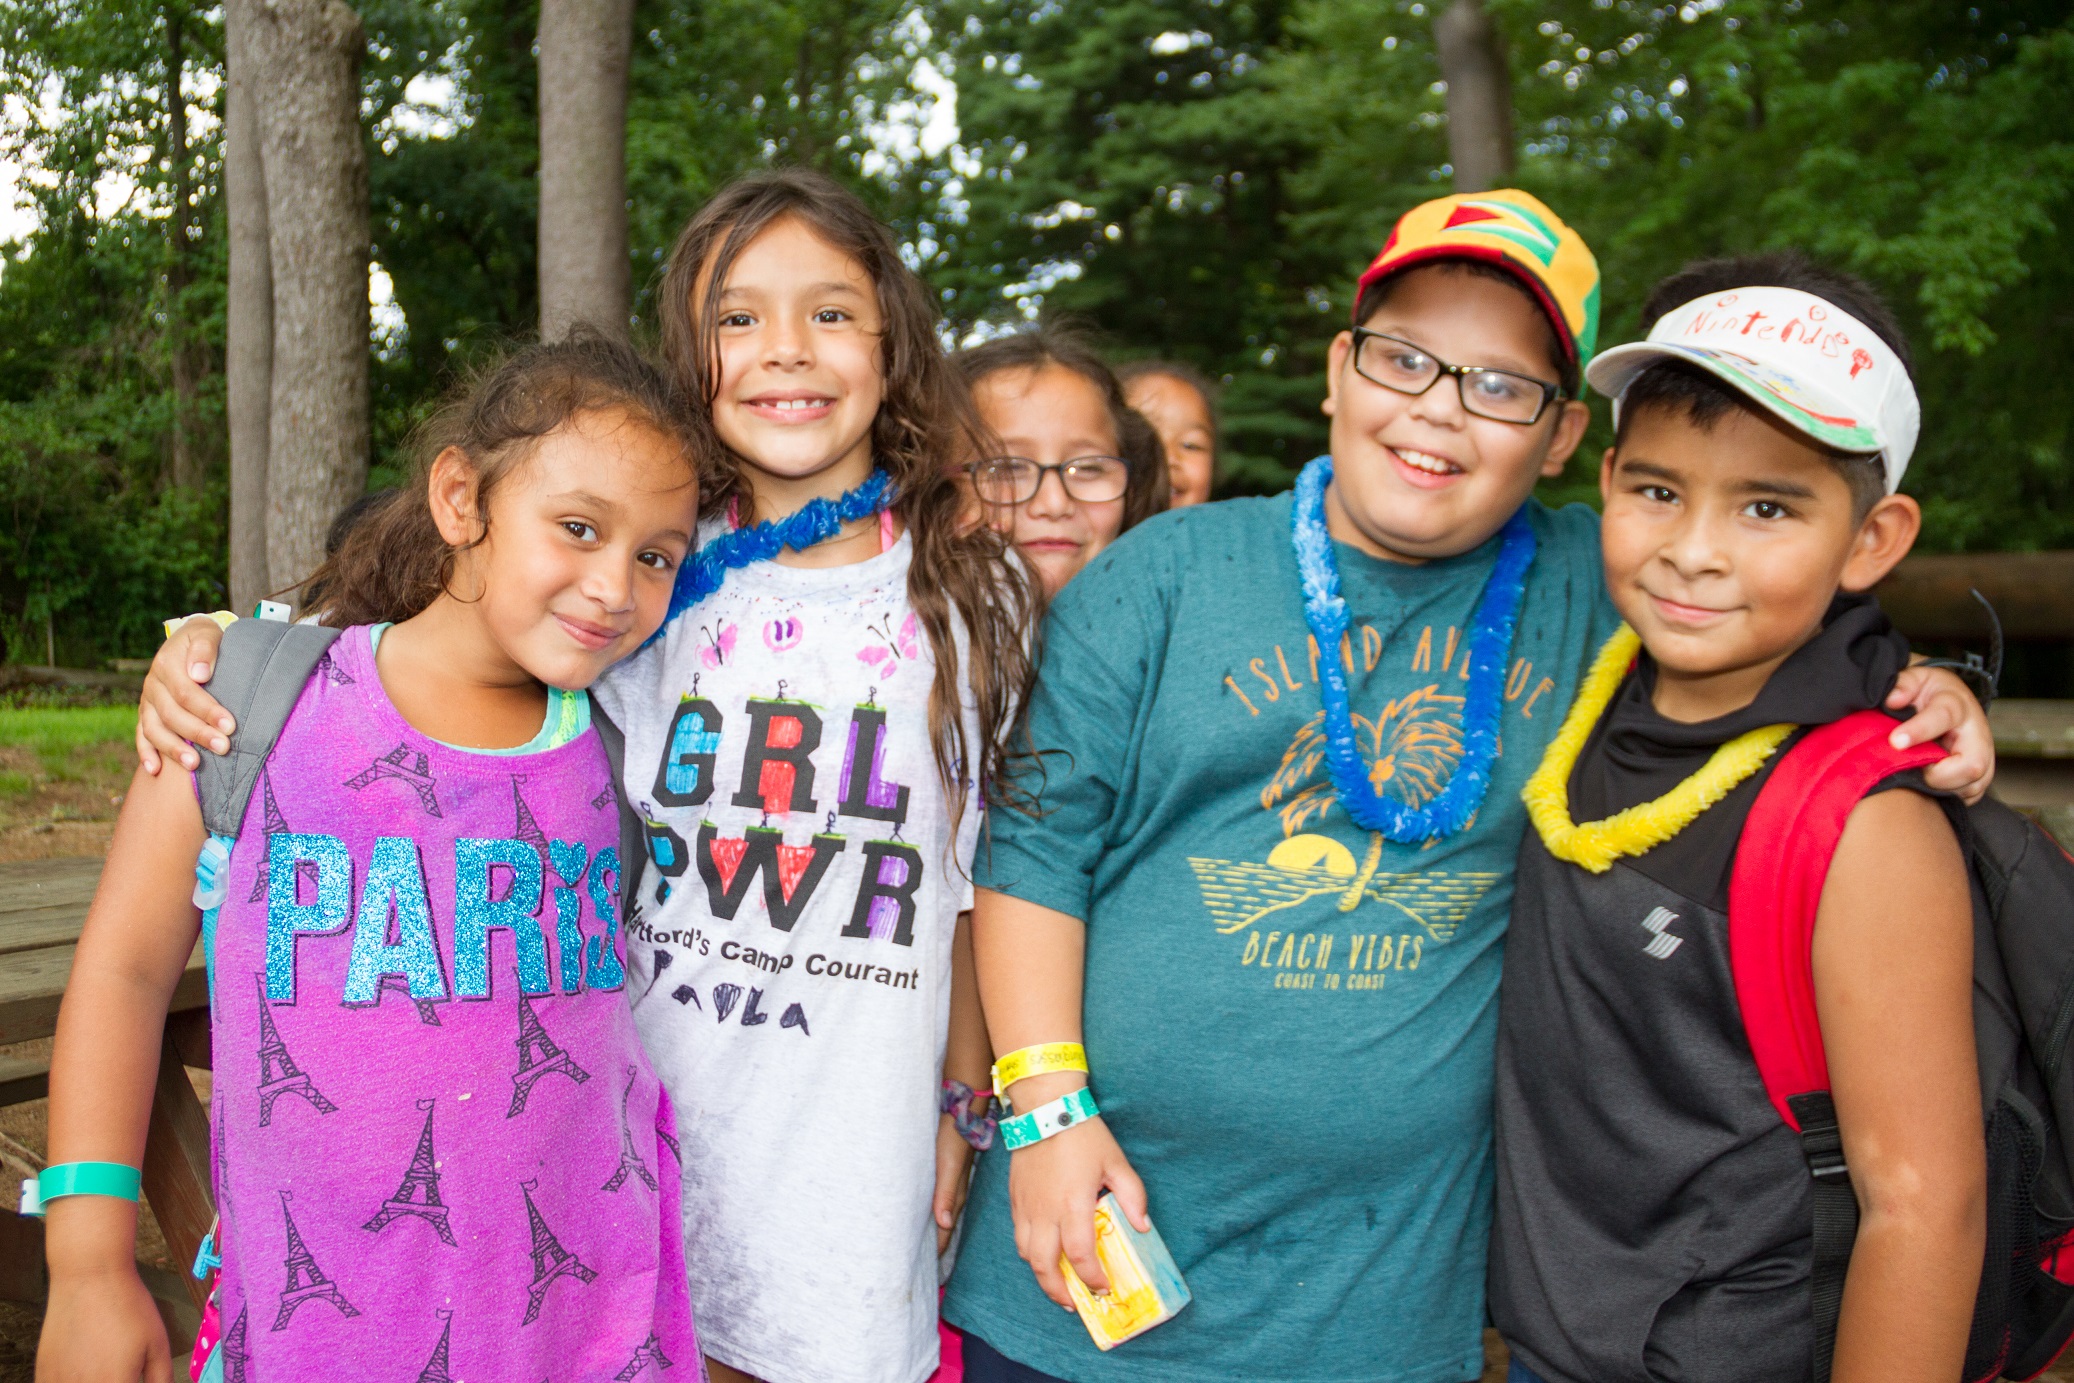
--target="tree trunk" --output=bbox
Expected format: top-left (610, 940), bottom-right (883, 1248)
top-left (225, 0), bottom-right (273, 610)
top-left (250, 0), bottom-right (369, 597)
top-left (165, 5), bottom-right (200, 490)
top-left (1433, 0), bottom-right (1515, 193)
top-left (536, 0), bottom-right (635, 340)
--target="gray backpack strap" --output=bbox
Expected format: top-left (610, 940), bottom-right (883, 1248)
top-left (193, 621), bottom-right (343, 837)
top-left (585, 698), bottom-right (646, 924)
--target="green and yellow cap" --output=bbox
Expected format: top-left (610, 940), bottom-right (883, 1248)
top-left (1355, 189), bottom-right (1602, 371)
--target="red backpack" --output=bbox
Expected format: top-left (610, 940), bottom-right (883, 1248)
top-left (1731, 710), bottom-right (2074, 1382)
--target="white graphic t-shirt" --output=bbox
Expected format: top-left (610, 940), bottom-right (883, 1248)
top-left (592, 527), bottom-right (977, 1383)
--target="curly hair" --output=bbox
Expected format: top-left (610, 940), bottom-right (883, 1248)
top-left (301, 332), bottom-right (698, 628)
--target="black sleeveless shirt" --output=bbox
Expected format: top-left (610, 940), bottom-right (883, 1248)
top-left (1489, 596), bottom-right (1915, 1383)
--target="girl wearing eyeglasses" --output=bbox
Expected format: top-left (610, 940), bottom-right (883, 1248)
top-left (954, 326), bottom-right (1170, 594)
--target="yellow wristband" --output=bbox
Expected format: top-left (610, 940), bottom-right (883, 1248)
top-left (162, 610), bottom-right (237, 642)
top-left (991, 1042), bottom-right (1088, 1092)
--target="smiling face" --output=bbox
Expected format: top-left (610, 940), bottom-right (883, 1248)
top-left (702, 214), bottom-right (887, 513)
top-left (441, 408), bottom-right (699, 690)
top-left (971, 363), bottom-right (1129, 594)
top-left (1322, 265), bottom-right (1590, 562)
top-left (1126, 371), bottom-right (1216, 507)
top-left (1599, 402), bottom-right (1919, 722)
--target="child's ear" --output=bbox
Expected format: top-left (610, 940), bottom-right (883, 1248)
top-left (1321, 331), bottom-right (1354, 417)
top-left (1597, 446), bottom-right (1619, 504)
top-left (426, 446), bottom-right (485, 547)
top-left (1538, 399), bottom-right (1593, 478)
top-left (1839, 492), bottom-right (1921, 593)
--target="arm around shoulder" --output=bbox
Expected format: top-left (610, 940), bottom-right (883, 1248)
top-left (1813, 788), bottom-right (1984, 1383)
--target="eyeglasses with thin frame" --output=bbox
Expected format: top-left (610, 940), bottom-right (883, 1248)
top-left (1349, 328), bottom-right (1565, 425)
top-left (968, 455), bottom-right (1131, 506)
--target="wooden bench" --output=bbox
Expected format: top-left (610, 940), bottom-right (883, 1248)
top-left (1992, 700), bottom-right (2074, 844)
top-left (0, 856), bottom-right (213, 1315)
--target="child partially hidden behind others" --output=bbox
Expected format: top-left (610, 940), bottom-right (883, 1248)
top-left (1492, 255), bottom-right (1986, 1383)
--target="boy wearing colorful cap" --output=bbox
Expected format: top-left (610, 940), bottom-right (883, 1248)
top-left (1491, 253), bottom-right (1984, 1383)
top-left (943, 202), bottom-right (1990, 1383)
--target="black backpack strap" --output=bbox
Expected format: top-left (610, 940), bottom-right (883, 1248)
top-left (586, 697), bottom-right (645, 925)
top-left (1788, 1090), bottom-right (1860, 1383)
top-left (192, 621), bottom-right (343, 837)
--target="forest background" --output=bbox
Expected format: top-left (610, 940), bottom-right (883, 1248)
top-left (0, 0), bottom-right (2068, 669)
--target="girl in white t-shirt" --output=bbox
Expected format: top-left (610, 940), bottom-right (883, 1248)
top-left (141, 169), bottom-right (1041, 1383)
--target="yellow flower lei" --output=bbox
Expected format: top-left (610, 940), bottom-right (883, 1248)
top-left (1522, 625), bottom-right (1796, 873)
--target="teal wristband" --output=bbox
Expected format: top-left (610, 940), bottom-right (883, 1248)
top-left (1001, 1087), bottom-right (1099, 1151)
top-left (20, 1162), bottom-right (142, 1217)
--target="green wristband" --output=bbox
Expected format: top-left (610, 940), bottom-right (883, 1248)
top-left (21, 1161), bottom-right (142, 1217)
top-left (1001, 1087), bottom-right (1100, 1151)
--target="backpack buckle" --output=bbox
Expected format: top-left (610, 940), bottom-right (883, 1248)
top-left (1787, 1091), bottom-right (1850, 1178)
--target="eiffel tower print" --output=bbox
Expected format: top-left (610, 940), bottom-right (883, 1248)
top-left (364, 1099), bottom-right (456, 1245)
top-left (344, 742), bottom-right (444, 817)
top-left (220, 1306), bottom-right (251, 1383)
top-left (513, 776), bottom-right (551, 862)
top-left (614, 1331), bottom-right (674, 1380)
top-left (272, 1191), bottom-right (359, 1330)
top-left (375, 971), bottom-right (443, 1025)
top-left (519, 1178), bottom-right (597, 1325)
top-left (247, 772), bottom-right (292, 903)
top-left (255, 973), bottom-right (339, 1126)
top-left (602, 1067), bottom-right (657, 1194)
top-left (416, 1310), bottom-right (455, 1383)
top-left (509, 992), bottom-right (589, 1117)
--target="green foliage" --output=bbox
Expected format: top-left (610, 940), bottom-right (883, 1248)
top-left (0, 0), bottom-right (227, 663)
top-left (0, 0), bottom-right (2067, 682)
top-left (921, 0), bottom-right (2074, 545)
top-left (923, 0), bottom-right (1332, 489)
top-left (363, 0), bottom-right (926, 470)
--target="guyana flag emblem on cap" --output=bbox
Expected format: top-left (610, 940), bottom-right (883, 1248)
top-left (1356, 189), bottom-right (1602, 369)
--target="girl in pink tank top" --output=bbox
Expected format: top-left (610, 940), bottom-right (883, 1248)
top-left (39, 335), bottom-right (707, 1382)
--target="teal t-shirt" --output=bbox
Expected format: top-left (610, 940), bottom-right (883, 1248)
top-left (944, 491), bottom-right (1619, 1383)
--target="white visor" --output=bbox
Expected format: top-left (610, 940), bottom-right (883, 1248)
top-left (1586, 285), bottom-right (1920, 493)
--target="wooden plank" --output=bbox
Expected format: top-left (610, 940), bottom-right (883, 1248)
top-left (1993, 700), bottom-right (2074, 761)
top-left (0, 858), bottom-right (104, 958)
top-left (0, 1055), bottom-right (49, 1107)
top-left (0, 942), bottom-right (208, 1046)
top-left (0, 902), bottom-right (120, 958)
top-left (0, 856), bottom-right (104, 912)
top-left (141, 1028), bottom-right (214, 1314)
top-left (1878, 551), bottom-right (2074, 641)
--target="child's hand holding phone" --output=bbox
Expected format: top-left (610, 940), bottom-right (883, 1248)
top-left (1003, 1068), bottom-right (1149, 1310)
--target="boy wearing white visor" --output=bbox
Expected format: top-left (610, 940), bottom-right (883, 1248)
top-left (1488, 254), bottom-right (1989, 1383)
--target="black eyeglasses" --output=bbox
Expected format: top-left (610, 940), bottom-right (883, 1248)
top-left (968, 455), bottom-right (1131, 506)
top-left (1350, 329), bottom-right (1565, 425)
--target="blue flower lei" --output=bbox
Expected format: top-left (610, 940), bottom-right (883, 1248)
top-left (1291, 454), bottom-right (1537, 842)
top-left (648, 467), bottom-right (895, 644)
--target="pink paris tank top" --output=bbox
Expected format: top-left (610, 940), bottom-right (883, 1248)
top-left (201, 625), bottom-right (696, 1380)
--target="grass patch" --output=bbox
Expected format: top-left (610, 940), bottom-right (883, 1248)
top-left (0, 771), bottom-right (33, 798)
top-left (0, 704), bottom-right (135, 779)
top-left (0, 706), bottom-right (137, 758)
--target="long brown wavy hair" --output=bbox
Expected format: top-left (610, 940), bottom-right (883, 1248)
top-left (302, 332), bottom-right (698, 628)
top-left (655, 168), bottom-right (1042, 823)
